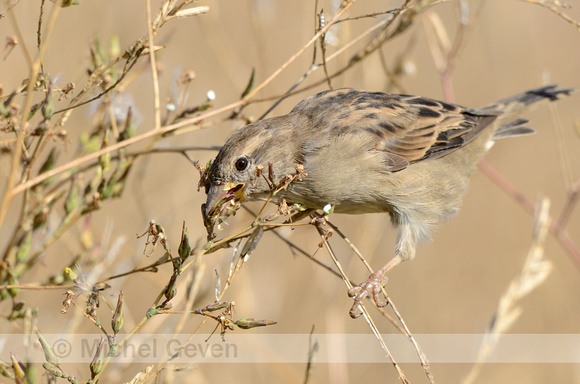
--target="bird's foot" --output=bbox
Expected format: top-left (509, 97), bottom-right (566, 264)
top-left (346, 255), bottom-right (403, 319)
top-left (347, 270), bottom-right (389, 319)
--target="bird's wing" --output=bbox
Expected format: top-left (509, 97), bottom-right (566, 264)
top-left (291, 89), bottom-right (498, 172)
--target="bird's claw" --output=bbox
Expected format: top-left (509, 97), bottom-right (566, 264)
top-left (347, 271), bottom-right (389, 318)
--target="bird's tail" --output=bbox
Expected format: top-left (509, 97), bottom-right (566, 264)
top-left (482, 85), bottom-right (575, 140)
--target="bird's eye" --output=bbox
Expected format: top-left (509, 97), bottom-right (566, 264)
top-left (234, 156), bottom-right (249, 171)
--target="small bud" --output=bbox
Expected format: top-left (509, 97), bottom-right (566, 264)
top-left (52, 0), bottom-right (80, 7)
top-left (89, 337), bottom-right (106, 379)
top-left (111, 291), bottom-right (124, 334)
top-left (15, 231), bottom-right (32, 262)
top-left (173, 6), bottom-right (210, 18)
top-left (239, 227), bottom-right (264, 260)
top-left (164, 273), bottom-right (178, 301)
top-left (10, 353), bottom-right (25, 381)
top-left (178, 222), bottom-right (191, 261)
top-left (0, 360), bottom-right (15, 379)
top-left (241, 68), bottom-right (255, 99)
top-left (234, 317), bottom-right (277, 329)
top-left (7, 274), bottom-right (19, 298)
top-left (37, 329), bottom-right (59, 365)
top-left (42, 82), bottom-right (54, 120)
top-left (196, 301), bottom-right (232, 314)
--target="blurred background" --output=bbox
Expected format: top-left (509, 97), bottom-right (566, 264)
top-left (1, 0), bottom-right (579, 382)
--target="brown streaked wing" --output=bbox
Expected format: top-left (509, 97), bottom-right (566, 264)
top-left (292, 89), bottom-right (498, 169)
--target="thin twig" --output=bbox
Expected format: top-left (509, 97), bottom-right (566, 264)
top-left (558, 178), bottom-right (580, 229)
top-left (242, 0), bottom-right (357, 102)
top-left (515, 0), bottom-right (580, 31)
top-left (315, 225), bottom-right (409, 384)
top-left (462, 197), bottom-right (553, 384)
top-left (7, 1), bottom-right (359, 198)
top-left (258, 3), bottom-right (406, 119)
top-left (146, 0), bottom-right (162, 129)
top-left (0, 2), bottom-right (61, 233)
top-left (478, 160), bottom-right (580, 268)
top-left (326, 220), bottom-right (435, 383)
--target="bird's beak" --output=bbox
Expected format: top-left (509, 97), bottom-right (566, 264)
top-left (204, 182), bottom-right (246, 218)
top-left (205, 183), bottom-right (224, 217)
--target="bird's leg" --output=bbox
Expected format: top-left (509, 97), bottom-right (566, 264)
top-left (347, 254), bottom-right (403, 318)
top-left (347, 220), bottom-right (420, 318)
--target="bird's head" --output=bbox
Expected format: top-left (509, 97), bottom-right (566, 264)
top-left (200, 117), bottom-right (302, 233)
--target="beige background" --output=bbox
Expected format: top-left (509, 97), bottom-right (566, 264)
top-left (1, 0), bottom-right (580, 382)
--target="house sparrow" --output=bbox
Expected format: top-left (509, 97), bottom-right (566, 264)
top-left (202, 85), bottom-right (573, 318)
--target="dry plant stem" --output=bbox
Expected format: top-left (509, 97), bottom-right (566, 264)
top-left (98, 258), bottom-right (172, 283)
top-left (326, 220), bottom-right (435, 383)
top-left (377, 48), bottom-right (407, 93)
top-left (315, 226), bottom-right (409, 384)
top-left (21, 125), bottom-right (50, 181)
top-left (242, 0), bottom-right (356, 102)
top-left (258, 3), bottom-right (406, 119)
top-left (318, 12), bottom-right (332, 89)
top-left (241, 206), bottom-right (345, 278)
top-left (559, 178), bottom-right (580, 228)
top-left (240, 0), bottom-right (358, 120)
top-left (7, 1), bottom-right (356, 200)
top-left (154, 242), bottom-right (253, 374)
top-left (3, 0), bottom-right (421, 247)
top-left (173, 259), bottom-right (205, 333)
top-left (516, 0), bottom-right (580, 31)
top-left (548, 101), bottom-right (573, 190)
top-left (146, 0), bottom-right (162, 130)
top-left (100, 231), bottom-right (239, 379)
top-left (273, 0), bottom-right (416, 102)
top-left (388, 297), bottom-right (435, 383)
top-left (36, 0), bottom-right (46, 51)
top-left (303, 325), bottom-right (317, 384)
top-left (94, 288), bottom-right (167, 381)
top-left (39, 144), bottom-right (221, 205)
top-left (0, 284), bottom-right (75, 290)
top-left (462, 197), bottom-right (553, 384)
top-left (70, 301), bottom-right (109, 337)
top-left (56, 0), bottom-right (198, 115)
top-left (61, 54), bottom-right (132, 114)
top-left (424, 1), bottom-right (482, 103)
top-left (10, 100), bottom-right (243, 197)
top-left (0, 2), bottom-right (61, 230)
top-left (155, 259), bottom-right (205, 379)
top-left (335, 9), bottom-right (404, 23)
top-left (440, 10), bottom-right (470, 102)
top-left (256, 0), bottom-right (324, 120)
top-left (478, 160), bottom-right (580, 268)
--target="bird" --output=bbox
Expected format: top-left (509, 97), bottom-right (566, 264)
top-left (201, 85), bottom-right (573, 318)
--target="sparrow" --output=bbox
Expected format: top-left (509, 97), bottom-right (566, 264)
top-left (201, 85), bottom-right (573, 318)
